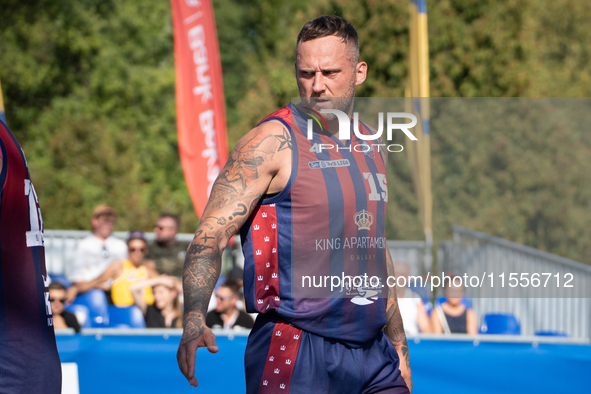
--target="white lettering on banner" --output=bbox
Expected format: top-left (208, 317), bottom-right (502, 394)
top-left (199, 110), bottom-right (220, 194)
top-left (188, 25), bottom-right (213, 103)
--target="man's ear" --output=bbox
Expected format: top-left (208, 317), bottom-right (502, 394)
top-left (355, 61), bottom-right (368, 86)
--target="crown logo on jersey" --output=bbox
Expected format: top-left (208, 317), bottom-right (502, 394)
top-left (257, 299), bottom-right (263, 304)
top-left (274, 368), bottom-right (280, 374)
top-left (264, 236), bottom-right (270, 242)
top-left (258, 275), bottom-right (263, 281)
top-left (266, 262), bottom-right (271, 268)
top-left (256, 250), bottom-right (262, 256)
top-left (280, 345), bottom-right (286, 351)
top-left (274, 296), bottom-right (280, 301)
top-left (275, 330), bottom-right (282, 336)
top-left (272, 248), bottom-right (276, 253)
top-left (254, 224), bottom-right (260, 230)
top-left (265, 285), bottom-right (269, 290)
top-left (280, 383), bottom-right (286, 389)
top-left (269, 356), bottom-right (274, 362)
top-left (262, 212), bottom-right (268, 218)
top-left (272, 223), bottom-right (276, 229)
top-left (293, 334), bottom-right (300, 340)
top-left (272, 273), bottom-right (278, 278)
top-left (263, 380), bottom-right (268, 386)
top-left (354, 209), bottom-right (374, 231)
top-left (285, 359), bottom-right (292, 365)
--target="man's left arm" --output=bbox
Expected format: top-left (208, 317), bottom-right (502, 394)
top-left (383, 247), bottom-right (412, 392)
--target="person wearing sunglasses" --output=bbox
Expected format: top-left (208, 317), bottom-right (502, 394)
top-left (206, 282), bottom-right (254, 331)
top-left (69, 231), bottom-right (159, 307)
top-left (48, 282), bottom-right (81, 333)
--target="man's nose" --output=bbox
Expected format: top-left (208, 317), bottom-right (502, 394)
top-left (312, 72), bottom-right (326, 93)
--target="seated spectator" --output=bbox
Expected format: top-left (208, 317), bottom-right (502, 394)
top-left (146, 213), bottom-right (191, 278)
top-left (130, 276), bottom-right (183, 328)
top-left (394, 263), bottom-right (431, 335)
top-left (66, 205), bottom-right (127, 295)
top-left (431, 281), bottom-right (477, 334)
top-left (68, 231), bottom-right (159, 306)
top-left (49, 283), bottom-right (81, 333)
top-left (206, 282), bottom-right (254, 330)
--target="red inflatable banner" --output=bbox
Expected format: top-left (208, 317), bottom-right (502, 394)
top-left (170, 0), bottom-right (228, 218)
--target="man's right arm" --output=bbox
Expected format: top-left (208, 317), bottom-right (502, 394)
top-left (177, 120), bottom-right (292, 387)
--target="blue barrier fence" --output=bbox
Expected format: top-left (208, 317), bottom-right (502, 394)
top-left (56, 331), bottom-right (591, 393)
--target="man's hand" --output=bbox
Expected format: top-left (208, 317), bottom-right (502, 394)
top-left (177, 313), bottom-right (218, 387)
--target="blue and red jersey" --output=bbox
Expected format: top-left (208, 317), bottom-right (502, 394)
top-left (241, 104), bottom-right (389, 346)
top-left (0, 120), bottom-right (61, 393)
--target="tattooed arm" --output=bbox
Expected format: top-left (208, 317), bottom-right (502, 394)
top-left (383, 248), bottom-right (413, 392)
top-left (177, 120), bottom-right (292, 387)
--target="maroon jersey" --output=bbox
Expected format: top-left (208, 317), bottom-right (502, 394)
top-left (0, 120), bottom-right (61, 393)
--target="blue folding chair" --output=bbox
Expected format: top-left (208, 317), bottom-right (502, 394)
top-left (480, 313), bottom-right (521, 335)
top-left (72, 289), bottom-right (109, 327)
top-left (107, 305), bottom-right (146, 329)
top-left (65, 304), bottom-right (91, 329)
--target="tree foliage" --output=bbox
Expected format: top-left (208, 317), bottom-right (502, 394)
top-left (1, 0), bottom-right (590, 263)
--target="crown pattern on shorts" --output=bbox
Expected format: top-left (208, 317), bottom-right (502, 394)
top-left (256, 250), bottom-right (262, 255)
top-left (274, 368), bottom-right (280, 374)
top-left (270, 203), bottom-right (276, 207)
top-left (254, 224), bottom-right (260, 230)
top-left (285, 359), bottom-right (291, 365)
top-left (257, 299), bottom-right (263, 304)
top-left (265, 285), bottom-right (269, 290)
top-left (275, 331), bottom-right (282, 336)
top-left (272, 273), bottom-right (277, 278)
top-left (269, 356), bottom-right (274, 361)
top-left (280, 383), bottom-right (286, 389)
top-left (264, 236), bottom-right (270, 242)
top-left (293, 334), bottom-right (300, 340)
top-left (271, 223), bottom-right (276, 229)
top-left (354, 209), bottom-right (374, 231)
top-left (263, 380), bottom-right (268, 386)
top-left (258, 275), bottom-right (263, 281)
top-left (280, 345), bottom-right (286, 351)
top-left (272, 247), bottom-right (276, 253)
top-left (274, 296), bottom-right (280, 301)
top-left (266, 262), bottom-right (271, 268)
top-left (262, 212), bottom-right (267, 218)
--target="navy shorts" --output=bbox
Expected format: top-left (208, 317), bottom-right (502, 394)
top-left (245, 314), bottom-right (410, 394)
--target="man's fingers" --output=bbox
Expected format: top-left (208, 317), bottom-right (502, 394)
top-left (186, 341), bottom-right (198, 380)
top-left (205, 330), bottom-right (219, 353)
top-left (177, 346), bottom-right (188, 377)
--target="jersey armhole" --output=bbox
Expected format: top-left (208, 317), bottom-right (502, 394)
top-left (257, 116), bottom-right (298, 205)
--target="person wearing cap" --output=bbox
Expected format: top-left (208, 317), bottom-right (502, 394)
top-left (69, 231), bottom-right (159, 306)
top-left (66, 204), bottom-right (128, 288)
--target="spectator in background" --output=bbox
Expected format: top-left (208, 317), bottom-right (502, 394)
top-left (66, 205), bottom-right (127, 292)
top-left (431, 281), bottom-right (478, 335)
top-left (68, 231), bottom-right (159, 306)
top-left (146, 213), bottom-right (190, 279)
top-left (206, 282), bottom-right (254, 330)
top-left (394, 263), bottom-right (431, 335)
top-left (130, 276), bottom-right (183, 328)
top-left (48, 283), bottom-right (81, 333)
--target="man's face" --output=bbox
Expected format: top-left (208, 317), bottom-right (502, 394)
top-left (295, 35), bottom-right (367, 118)
top-left (49, 288), bottom-right (67, 315)
top-left (92, 215), bottom-right (116, 239)
top-left (214, 287), bottom-right (237, 314)
top-left (154, 217), bottom-right (178, 243)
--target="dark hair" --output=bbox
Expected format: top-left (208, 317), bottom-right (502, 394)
top-left (220, 281), bottom-right (241, 297)
top-left (159, 212), bottom-right (180, 229)
top-left (297, 15), bottom-right (359, 62)
top-left (49, 282), bottom-right (67, 291)
top-left (127, 230), bottom-right (147, 246)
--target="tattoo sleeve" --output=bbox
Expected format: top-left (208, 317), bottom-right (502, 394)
top-left (181, 123), bottom-right (292, 337)
top-left (383, 249), bottom-right (413, 392)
